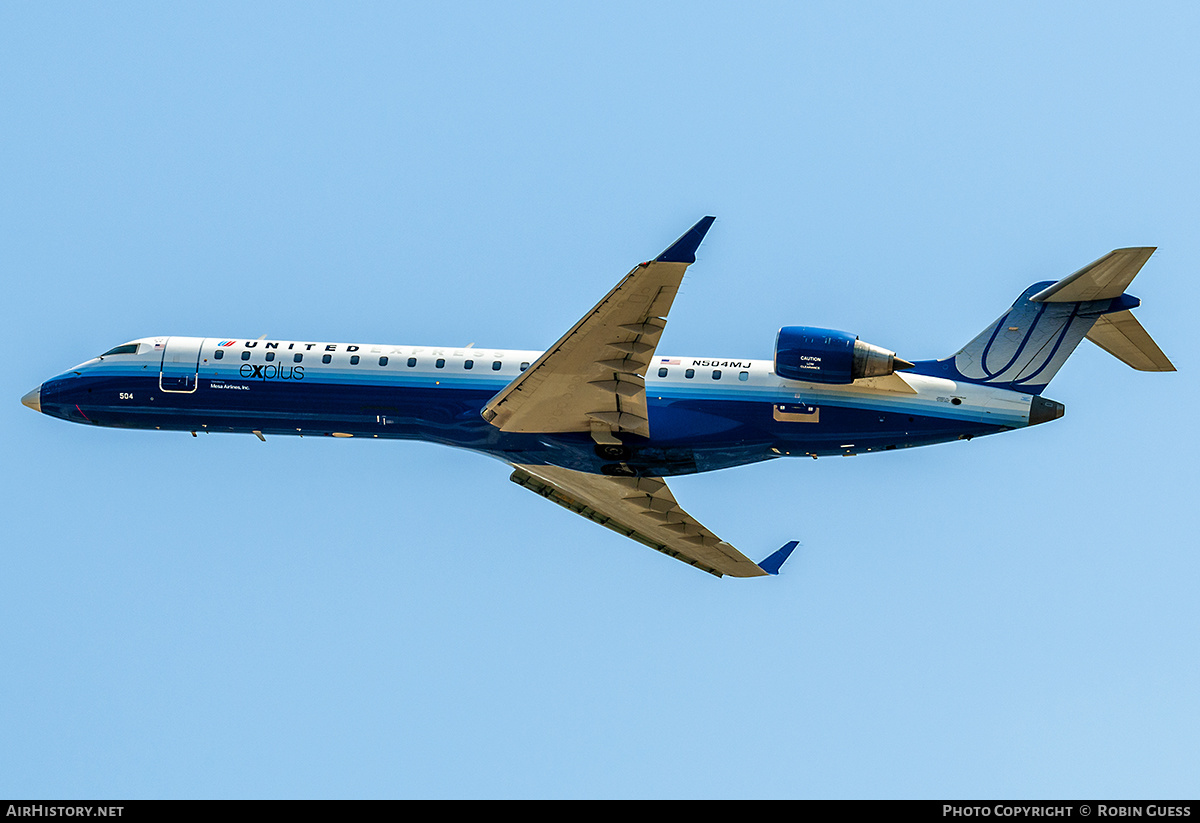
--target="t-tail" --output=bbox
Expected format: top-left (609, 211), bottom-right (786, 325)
top-left (909, 247), bottom-right (1175, 395)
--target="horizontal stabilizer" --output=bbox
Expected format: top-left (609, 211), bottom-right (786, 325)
top-left (1085, 310), bottom-right (1176, 372)
top-left (1031, 247), bottom-right (1155, 303)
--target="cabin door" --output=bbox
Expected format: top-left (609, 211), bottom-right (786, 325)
top-left (159, 337), bottom-right (202, 393)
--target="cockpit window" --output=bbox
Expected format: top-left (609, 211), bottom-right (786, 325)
top-left (100, 344), bottom-right (139, 357)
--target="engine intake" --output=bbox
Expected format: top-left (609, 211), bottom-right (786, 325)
top-left (774, 326), bottom-right (912, 384)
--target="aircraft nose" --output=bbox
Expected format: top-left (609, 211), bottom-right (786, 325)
top-left (21, 385), bottom-right (41, 413)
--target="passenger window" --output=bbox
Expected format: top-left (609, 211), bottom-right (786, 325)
top-left (241, 351), bottom-right (251, 361)
top-left (265, 352), bottom-right (275, 362)
top-left (436, 358), bottom-right (445, 369)
top-left (322, 354), bottom-right (332, 364)
top-left (464, 359), bottom-right (474, 370)
top-left (492, 361), bottom-right (502, 370)
top-left (520, 362), bottom-right (530, 371)
top-left (739, 371), bottom-right (749, 381)
top-left (293, 353), bottom-right (303, 363)
top-left (379, 356), bottom-right (388, 366)
top-left (407, 357), bottom-right (417, 367)
top-left (658, 367), bottom-right (668, 377)
top-left (350, 355), bottom-right (360, 365)
top-left (712, 369), bottom-right (721, 380)
top-left (214, 350), bottom-right (224, 360)
top-left (685, 368), bottom-right (695, 379)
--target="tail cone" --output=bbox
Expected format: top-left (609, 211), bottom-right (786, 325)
top-left (1029, 396), bottom-right (1065, 426)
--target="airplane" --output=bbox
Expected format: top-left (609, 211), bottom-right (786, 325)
top-left (20, 217), bottom-right (1175, 578)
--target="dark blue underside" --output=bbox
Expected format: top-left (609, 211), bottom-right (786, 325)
top-left (40, 373), bottom-right (1007, 476)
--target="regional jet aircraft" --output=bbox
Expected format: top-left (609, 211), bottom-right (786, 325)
top-left (21, 218), bottom-right (1175, 577)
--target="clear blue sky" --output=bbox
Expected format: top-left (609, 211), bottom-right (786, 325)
top-left (3, 2), bottom-right (1197, 799)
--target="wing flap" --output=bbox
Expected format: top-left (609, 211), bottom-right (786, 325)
top-left (510, 463), bottom-right (768, 578)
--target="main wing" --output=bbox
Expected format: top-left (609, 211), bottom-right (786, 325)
top-left (481, 217), bottom-right (715, 443)
top-left (490, 218), bottom-right (796, 578)
top-left (509, 463), bottom-right (773, 578)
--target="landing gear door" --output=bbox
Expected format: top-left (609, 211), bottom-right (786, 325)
top-left (160, 337), bottom-right (202, 393)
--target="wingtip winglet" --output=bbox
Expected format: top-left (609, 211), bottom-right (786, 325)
top-left (757, 540), bottom-right (799, 575)
top-left (654, 216), bottom-right (716, 264)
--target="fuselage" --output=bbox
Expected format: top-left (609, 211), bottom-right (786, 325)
top-left (26, 335), bottom-right (1056, 476)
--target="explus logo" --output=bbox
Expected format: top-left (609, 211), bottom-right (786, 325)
top-left (239, 364), bottom-right (305, 381)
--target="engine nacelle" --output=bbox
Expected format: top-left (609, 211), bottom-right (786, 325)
top-left (774, 326), bottom-right (909, 384)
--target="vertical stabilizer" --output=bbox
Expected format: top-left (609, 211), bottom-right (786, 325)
top-left (910, 248), bottom-right (1172, 394)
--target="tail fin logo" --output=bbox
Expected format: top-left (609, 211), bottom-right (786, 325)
top-left (952, 285), bottom-right (1097, 393)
